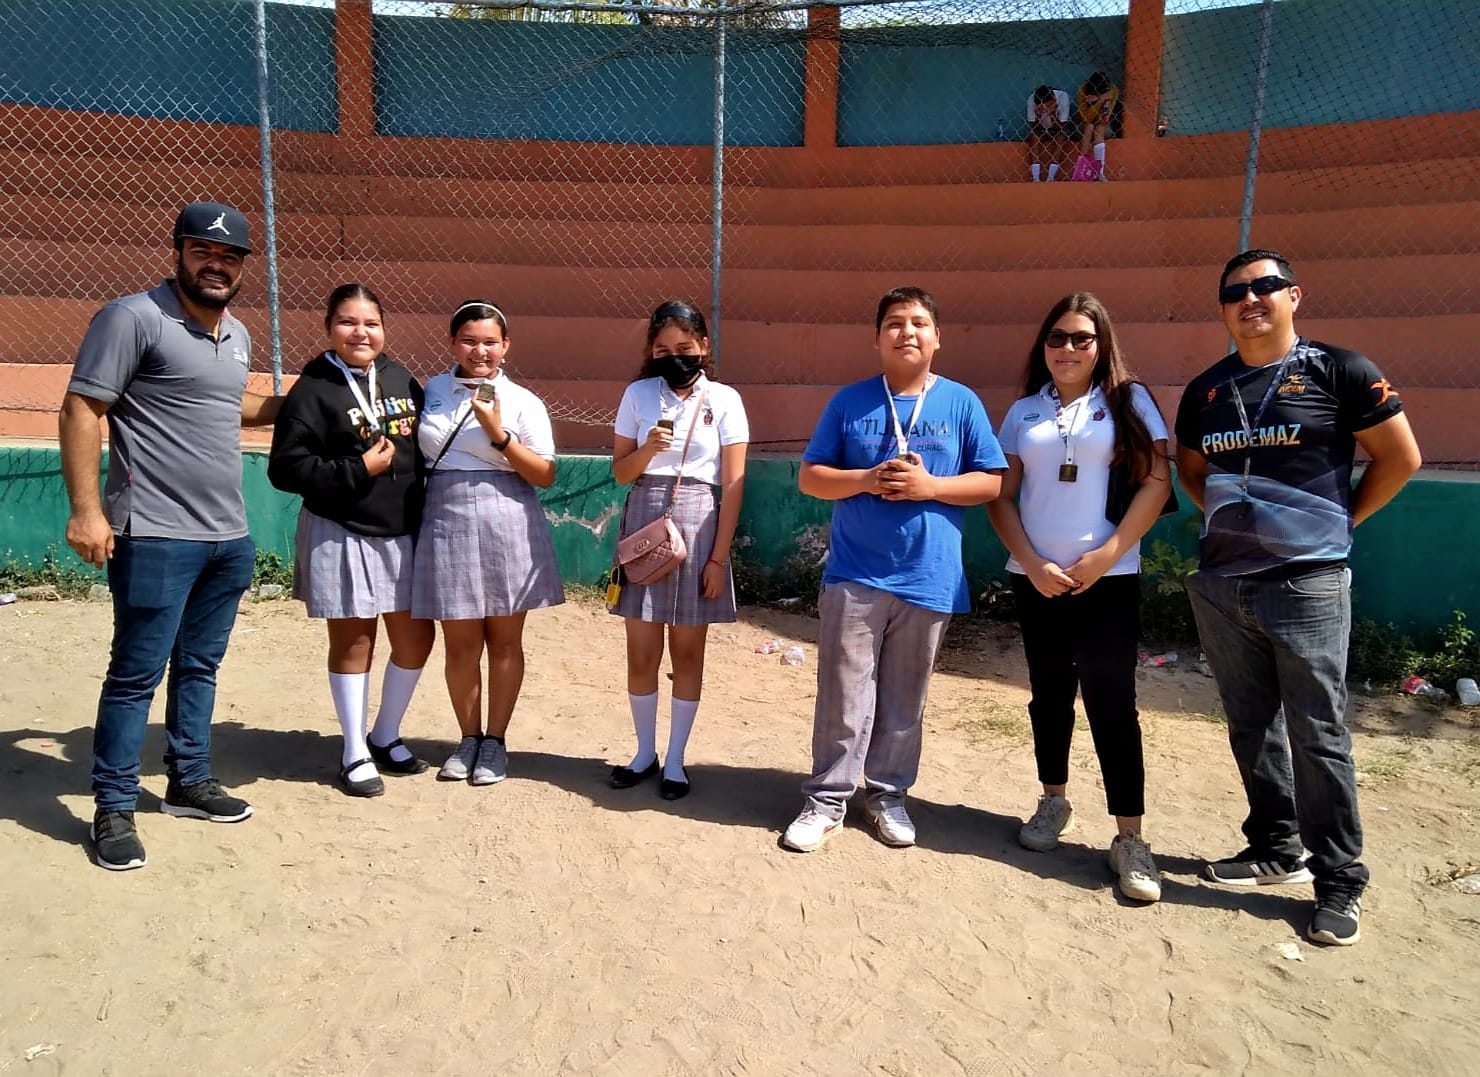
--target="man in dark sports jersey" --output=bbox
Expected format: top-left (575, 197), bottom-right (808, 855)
top-left (1175, 249), bottom-right (1421, 947)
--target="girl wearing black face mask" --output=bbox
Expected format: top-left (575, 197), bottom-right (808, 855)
top-left (608, 300), bottom-right (751, 802)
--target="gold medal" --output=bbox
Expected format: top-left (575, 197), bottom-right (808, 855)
top-left (1058, 463), bottom-right (1079, 482)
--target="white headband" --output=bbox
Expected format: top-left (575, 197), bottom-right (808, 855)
top-left (452, 301), bottom-right (506, 325)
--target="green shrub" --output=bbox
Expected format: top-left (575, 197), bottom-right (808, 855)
top-left (0, 545), bottom-right (98, 597)
top-left (1138, 540), bottom-right (1200, 646)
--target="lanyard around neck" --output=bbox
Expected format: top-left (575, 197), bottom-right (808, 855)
top-left (1048, 385), bottom-right (1092, 468)
top-left (882, 374), bottom-right (932, 458)
top-left (1228, 352), bottom-right (1291, 497)
top-left (326, 352), bottom-right (379, 436)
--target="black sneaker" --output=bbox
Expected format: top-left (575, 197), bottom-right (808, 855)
top-left (1205, 847), bottom-right (1314, 887)
top-left (91, 810), bottom-right (147, 871)
top-left (1308, 884), bottom-right (1363, 946)
top-left (161, 778), bottom-right (253, 823)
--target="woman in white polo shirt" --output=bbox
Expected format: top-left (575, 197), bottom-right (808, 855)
top-left (987, 292), bottom-right (1172, 903)
top-left (412, 300), bottom-right (564, 787)
top-left (607, 300), bottom-right (749, 801)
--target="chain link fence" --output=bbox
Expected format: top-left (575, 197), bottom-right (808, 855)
top-left (1, 0), bottom-right (1475, 461)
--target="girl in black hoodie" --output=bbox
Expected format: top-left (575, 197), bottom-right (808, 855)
top-left (268, 283), bottom-right (434, 797)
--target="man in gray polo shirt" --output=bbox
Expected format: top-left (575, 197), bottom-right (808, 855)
top-left (59, 201), bottom-right (283, 871)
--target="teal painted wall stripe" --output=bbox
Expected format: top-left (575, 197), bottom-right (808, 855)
top-left (2, 446), bottom-right (1472, 631)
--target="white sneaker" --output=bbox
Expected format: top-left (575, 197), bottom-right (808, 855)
top-left (1018, 794), bottom-right (1075, 851)
top-left (1108, 834), bottom-right (1162, 903)
top-left (782, 806), bottom-right (844, 852)
top-left (438, 736), bottom-right (481, 782)
top-left (866, 803), bottom-right (916, 847)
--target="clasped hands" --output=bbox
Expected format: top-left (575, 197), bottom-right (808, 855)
top-left (867, 452), bottom-right (937, 502)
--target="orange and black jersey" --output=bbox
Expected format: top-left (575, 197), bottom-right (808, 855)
top-left (1174, 338), bottom-right (1403, 577)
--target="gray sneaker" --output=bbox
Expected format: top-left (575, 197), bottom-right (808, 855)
top-left (1019, 794), bottom-right (1075, 851)
top-left (438, 736), bottom-right (481, 782)
top-left (470, 738), bottom-right (508, 786)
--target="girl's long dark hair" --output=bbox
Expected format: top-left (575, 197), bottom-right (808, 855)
top-left (636, 299), bottom-right (715, 381)
top-left (1021, 292), bottom-right (1166, 483)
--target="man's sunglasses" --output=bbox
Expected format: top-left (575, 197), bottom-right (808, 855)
top-left (1045, 330), bottom-right (1098, 351)
top-left (1218, 275), bottom-right (1293, 305)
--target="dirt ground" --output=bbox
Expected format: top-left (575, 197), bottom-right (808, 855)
top-left (2, 596), bottom-right (1479, 1076)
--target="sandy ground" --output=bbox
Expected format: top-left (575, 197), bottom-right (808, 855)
top-left (2, 595), bottom-right (1479, 1077)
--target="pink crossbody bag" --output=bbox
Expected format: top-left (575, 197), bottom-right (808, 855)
top-left (615, 388), bottom-right (708, 586)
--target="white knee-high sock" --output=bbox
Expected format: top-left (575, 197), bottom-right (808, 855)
top-left (1093, 141), bottom-right (1107, 165)
top-left (664, 697), bottom-right (700, 782)
top-left (329, 672), bottom-right (375, 781)
top-left (1047, 162), bottom-right (1061, 181)
top-left (1030, 163), bottom-right (1042, 182)
top-left (628, 691), bottom-right (659, 771)
top-left (370, 661), bottom-right (423, 763)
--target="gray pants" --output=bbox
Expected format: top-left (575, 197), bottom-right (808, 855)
top-left (802, 581), bottom-right (952, 819)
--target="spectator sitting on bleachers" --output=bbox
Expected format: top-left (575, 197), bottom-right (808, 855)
top-left (1076, 71), bottom-right (1119, 180)
top-left (1026, 85), bottom-right (1073, 182)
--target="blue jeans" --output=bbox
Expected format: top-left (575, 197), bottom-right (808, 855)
top-left (92, 536), bottom-right (256, 812)
top-left (1185, 566), bottom-right (1367, 888)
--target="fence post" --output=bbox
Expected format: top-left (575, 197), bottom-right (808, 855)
top-left (710, 10), bottom-right (726, 372)
top-left (1236, 0), bottom-right (1276, 255)
top-left (804, 5), bottom-right (841, 150)
top-left (252, 0), bottom-right (284, 394)
top-left (1120, 0), bottom-right (1165, 142)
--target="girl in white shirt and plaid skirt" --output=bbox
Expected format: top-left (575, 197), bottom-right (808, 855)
top-left (607, 301), bottom-right (749, 801)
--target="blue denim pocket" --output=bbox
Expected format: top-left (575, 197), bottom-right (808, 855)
top-left (1283, 569), bottom-right (1346, 598)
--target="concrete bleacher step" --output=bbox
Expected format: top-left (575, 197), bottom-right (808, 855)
top-left (6, 145), bottom-right (1479, 228)
top-left (3, 240), bottom-right (1475, 328)
top-left (4, 291), bottom-right (1471, 395)
top-left (7, 192), bottom-right (1477, 273)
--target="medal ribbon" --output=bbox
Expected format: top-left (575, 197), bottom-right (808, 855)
top-left (326, 352), bottom-right (380, 439)
top-left (882, 373), bottom-right (933, 458)
top-left (1227, 353), bottom-right (1292, 499)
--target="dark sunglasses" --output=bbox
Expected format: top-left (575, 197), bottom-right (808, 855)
top-left (1045, 330), bottom-right (1098, 351)
top-left (1218, 275), bottom-right (1293, 305)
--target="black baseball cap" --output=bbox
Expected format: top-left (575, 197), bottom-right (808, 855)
top-left (173, 201), bottom-right (252, 254)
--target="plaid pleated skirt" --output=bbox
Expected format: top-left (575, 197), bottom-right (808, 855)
top-left (610, 474), bottom-right (736, 626)
top-left (293, 509), bottom-right (415, 620)
top-left (412, 470), bottom-right (566, 620)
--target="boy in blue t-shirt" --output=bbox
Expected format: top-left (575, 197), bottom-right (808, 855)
top-left (782, 287), bottom-right (1006, 853)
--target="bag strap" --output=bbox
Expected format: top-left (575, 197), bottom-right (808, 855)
top-left (662, 385), bottom-right (708, 518)
top-left (426, 402), bottom-right (476, 477)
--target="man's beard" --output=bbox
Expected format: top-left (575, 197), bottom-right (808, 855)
top-left (175, 259), bottom-right (241, 310)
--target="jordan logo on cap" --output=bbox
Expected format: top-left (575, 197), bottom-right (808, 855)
top-left (207, 213), bottom-right (230, 236)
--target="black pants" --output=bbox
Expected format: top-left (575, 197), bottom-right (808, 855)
top-left (1010, 573), bottom-right (1145, 818)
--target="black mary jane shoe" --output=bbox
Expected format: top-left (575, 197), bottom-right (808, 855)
top-left (367, 737), bottom-right (430, 776)
top-left (659, 776), bottom-right (691, 801)
top-left (340, 759), bottom-right (386, 798)
top-left (609, 758), bottom-right (660, 790)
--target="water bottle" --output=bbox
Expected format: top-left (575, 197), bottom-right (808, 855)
top-left (1457, 677), bottom-right (1480, 706)
top-left (781, 646), bottom-right (805, 667)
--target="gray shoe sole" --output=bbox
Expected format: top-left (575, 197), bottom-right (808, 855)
top-left (469, 771), bottom-right (506, 786)
top-left (160, 802), bottom-right (253, 823)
